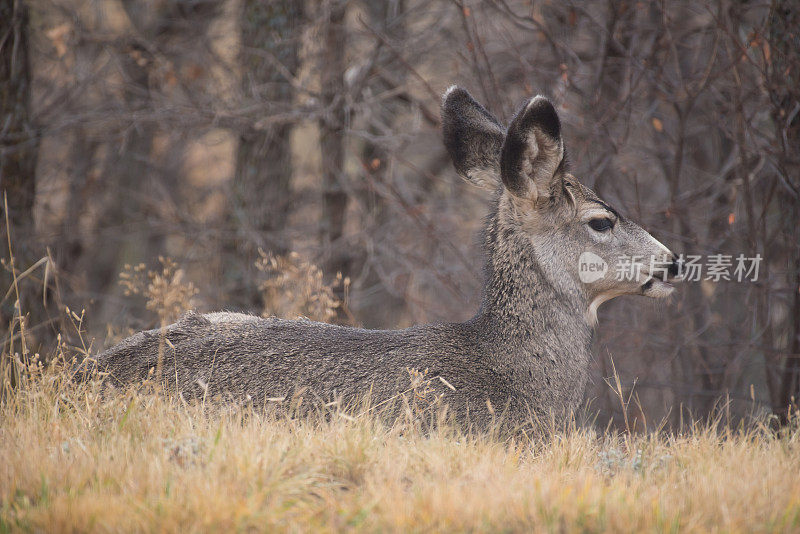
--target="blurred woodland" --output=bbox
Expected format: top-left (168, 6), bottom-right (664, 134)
top-left (1, 0), bottom-right (798, 428)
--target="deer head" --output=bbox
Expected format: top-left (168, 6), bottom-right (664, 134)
top-left (442, 86), bottom-right (681, 324)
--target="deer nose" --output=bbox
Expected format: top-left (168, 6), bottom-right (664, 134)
top-left (668, 256), bottom-right (682, 278)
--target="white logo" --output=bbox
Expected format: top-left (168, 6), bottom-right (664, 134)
top-left (578, 252), bottom-right (608, 283)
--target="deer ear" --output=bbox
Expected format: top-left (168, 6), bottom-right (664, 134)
top-left (500, 95), bottom-right (565, 201)
top-left (441, 86), bottom-right (505, 190)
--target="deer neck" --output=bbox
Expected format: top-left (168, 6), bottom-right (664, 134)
top-left (476, 205), bottom-right (593, 355)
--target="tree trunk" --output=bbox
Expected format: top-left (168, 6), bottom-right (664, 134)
top-left (355, 0), bottom-right (408, 328)
top-left (89, 42), bottom-right (157, 319)
top-left (319, 0), bottom-right (349, 295)
top-left (0, 0), bottom-right (37, 231)
top-left (232, 1), bottom-right (303, 254)
top-left (224, 0), bottom-right (304, 310)
top-left (770, 0), bottom-right (800, 419)
top-left (0, 0), bottom-right (41, 347)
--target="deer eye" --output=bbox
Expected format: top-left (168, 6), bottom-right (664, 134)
top-left (588, 218), bottom-right (614, 232)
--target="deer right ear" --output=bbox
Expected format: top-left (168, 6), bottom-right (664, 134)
top-left (500, 95), bottom-right (565, 202)
top-left (441, 86), bottom-right (505, 190)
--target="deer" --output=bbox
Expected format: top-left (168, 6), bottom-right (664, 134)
top-left (84, 86), bottom-right (681, 430)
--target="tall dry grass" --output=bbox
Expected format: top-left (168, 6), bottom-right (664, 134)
top-left (2, 359), bottom-right (800, 532)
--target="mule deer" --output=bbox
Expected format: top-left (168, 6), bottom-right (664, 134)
top-left (87, 87), bottom-right (681, 429)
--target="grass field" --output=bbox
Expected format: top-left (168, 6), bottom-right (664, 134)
top-left (2, 359), bottom-right (800, 533)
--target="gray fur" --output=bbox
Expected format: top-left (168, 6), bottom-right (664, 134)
top-left (88, 86), bottom-right (680, 430)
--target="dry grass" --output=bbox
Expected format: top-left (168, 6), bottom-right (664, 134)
top-left (1, 359), bottom-right (799, 533)
top-left (119, 258), bottom-right (199, 327)
top-left (256, 250), bottom-right (350, 323)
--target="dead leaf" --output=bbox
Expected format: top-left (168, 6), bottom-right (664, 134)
top-left (46, 24), bottom-right (70, 58)
top-left (652, 118), bottom-right (664, 132)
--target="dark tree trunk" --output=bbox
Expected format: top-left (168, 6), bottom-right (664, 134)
top-left (0, 0), bottom-right (37, 230)
top-left (224, 0), bottom-right (304, 310)
top-left (769, 0), bottom-right (800, 419)
top-left (0, 0), bottom-right (41, 346)
top-left (319, 1), bottom-right (349, 287)
top-left (90, 42), bottom-right (157, 319)
top-left (58, 130), bottom-right (96, 276)
top-left (232, 1), bottom-right (303, 254)
top-left (355, 0), bottom-right (408, 328)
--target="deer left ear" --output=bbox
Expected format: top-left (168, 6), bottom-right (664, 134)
top-left (441, 85), bottom-right (505, 191)
top-left (500, 96), bottom-right (565, 202)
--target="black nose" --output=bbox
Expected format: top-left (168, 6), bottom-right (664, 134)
top-left (668, 256), bottom-right (682, 278)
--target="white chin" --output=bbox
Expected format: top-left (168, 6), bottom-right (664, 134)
top-left (641, 279), bottom-right (675, 298)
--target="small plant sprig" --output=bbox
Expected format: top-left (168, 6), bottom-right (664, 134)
top-left (119, 257), bottom-right (198, 326)
top-left (255, 250), bottom-right (350, 323)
